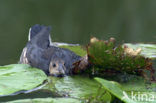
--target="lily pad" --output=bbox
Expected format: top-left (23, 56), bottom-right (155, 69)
top-left (43, 76), bottom-right (112, 102)
top-left (95, 77), bottom-right (136, 103)
top-left (124, 43), bottom-right (156, 59)
top-left (6, 97), bottom-right (81, 103)
top-left (0, 64), bottom-right (47, 96)
top-left (44, 76), bottom-right (100, 98)
top-left (59, 45), bottom-right (86, 57)
top-left (95, 77), bottom-right (156, 103)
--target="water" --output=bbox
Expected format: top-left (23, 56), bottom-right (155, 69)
top-left (0, 0), bottom-right (156, 65)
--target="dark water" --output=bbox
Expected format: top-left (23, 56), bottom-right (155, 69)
top-left (0, 0), bottom-right (156, 65)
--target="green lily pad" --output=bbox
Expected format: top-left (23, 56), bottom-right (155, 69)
top-left (95, 77), bottom-right (156, 103)
top-left (59, 45), bottom-right (86, 57)
top-left (6, 97), bottom-right (81, 103)
top-left (124, 43), bottom-right (156, 59)
top-left (44, 76), bottom-right (100, 98)
top-left (95, 77), bottom-right (136, 103)
top-left (0, 64), bottom-right (47, 96)
top-left (43, 76), bottom-right (112, 102)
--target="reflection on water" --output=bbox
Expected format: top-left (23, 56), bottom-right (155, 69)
top-left (0, 0), bottom-right (156, 65)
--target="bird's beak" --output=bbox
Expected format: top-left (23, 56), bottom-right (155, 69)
top-left (57, 63), bottom-right (66, 76)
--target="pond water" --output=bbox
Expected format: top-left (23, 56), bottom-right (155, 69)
top-left (0, 0), bottom-right (156, 65)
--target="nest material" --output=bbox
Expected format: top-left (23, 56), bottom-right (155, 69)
top-left (73, 37), bottom-right (155, 81)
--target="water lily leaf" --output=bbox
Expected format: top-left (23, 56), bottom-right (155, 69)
top-left (124, 43), bottom-right (156, 59)
top-left (44, 76), bottom-right (100, 98)
top-left (43, 75), bottom-right (112, 102)
top-left (59, 45), bottom-right (86, 57)
top-left (6, 97), bottom-right (81, 103)
top-left (95, 77), bottom-right (137, 103)
top-left (0, 64), bottom-right (47, 96)
top-left (121, 77), bottom-right (156, 103)
top-left (95, 77), bottom-right (156, 103)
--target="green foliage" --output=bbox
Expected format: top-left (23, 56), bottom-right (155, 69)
top-left (95, 77), bottom-right (156, 103)
top-left (87, 39), bottom-right (152, 76)
top-left (95, 77), bottom-right (136, 103)
top-left (43, 76), bottom-right (113, 103)
top-left (0, 64), bottom-right (47, 96)
top-left (1, 68), bottom-right (156, 103)
top-left (87, 87), bottom-right (112, 103)
top-left (6, 98), bottom-right (81, 103)
top-left (0, 41), bottom-right (156, 102)
top-left (44, 76), bottom-right (100, 99)
top-left (59, 45), bottom-right (86, 57)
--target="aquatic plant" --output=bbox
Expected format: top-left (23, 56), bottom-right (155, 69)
top-left (73, 37), bottom-right (155, 81)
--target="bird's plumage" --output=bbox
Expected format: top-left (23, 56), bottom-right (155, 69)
top-left (20, 24), bottom-right (81, 76)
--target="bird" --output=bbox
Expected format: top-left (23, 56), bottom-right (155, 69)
top-left (19, 24), bottom-right (81, 76)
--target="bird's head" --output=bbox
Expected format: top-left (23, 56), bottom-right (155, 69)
top-left (49, 59), bottom-right (66, 77)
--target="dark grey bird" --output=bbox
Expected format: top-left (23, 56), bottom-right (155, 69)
top-left (19, 24), bottom-right (81, 76)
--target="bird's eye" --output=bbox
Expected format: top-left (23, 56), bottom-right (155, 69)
top-left (53, 63), bottom-right (56, 68)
